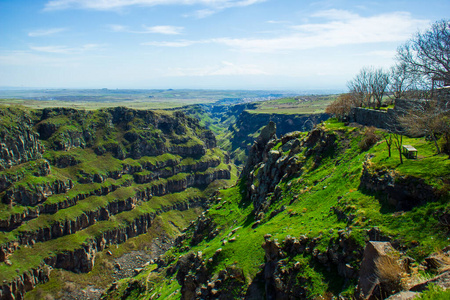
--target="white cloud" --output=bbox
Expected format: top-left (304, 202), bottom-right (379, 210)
top-left (142, 40), bottom-right (200, 47)
top-left (108, 24), bottom-right (183, 35)
top-left (44, 0), bottom-right (266, 11)
top-left (28, 28), bottom-right (67, 37)
top-left (139, 10), bottom-right (429, 53)
top-left (208, 11), bottom-right (429, 53)
top-left (143, 26), bottom-right (183, 35)
top-left (0, 50), bottom-right (76, 67)
top-left (30, 44), bottom-right (103, 54)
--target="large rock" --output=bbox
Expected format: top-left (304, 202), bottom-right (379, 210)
top-left (0, 107), bottom-right (44, 170)
top-left (357, 241), bottom-right (402, 300)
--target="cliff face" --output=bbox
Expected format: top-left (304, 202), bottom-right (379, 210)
top-left (0, 107), bottom-right (44, 170)
top-left (0, 106), bottom-right (233, 300)
top-left (179, 103), bottom-right (329, 165)
top-left (35, 107), bottom-right (216, 159)
top-left (103, 120), bottom-right (450, 300)
top-left (243, 123), bottom-right (337, 219)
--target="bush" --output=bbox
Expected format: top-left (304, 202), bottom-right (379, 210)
top-left (375, 255), bottom-right (406, 296)
top-left (358, 127), bottom-right (379, 151)
top-left (417, 283), bottom-right (450, 299)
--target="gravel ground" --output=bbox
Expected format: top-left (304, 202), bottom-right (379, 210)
top-left (56, 235), bottom-right (174, 300)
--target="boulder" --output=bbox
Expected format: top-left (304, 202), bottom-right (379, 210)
top-left (357, 241), bottom-right (401, 300)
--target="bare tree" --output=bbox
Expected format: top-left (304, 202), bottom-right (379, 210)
top-left (390, 63), bottom-right (414, 100)
top-left (398, 99), bottom-right (450, 154)
top-left (370, 68), bottom-right (390, 108)
top-left (382, 132), bottom-right (393, 157)
top-left (392, 132), bottom-right (404, 164)
top-left (325, 93), bottom-right (359, 120)
top-left (348, 66), bottom-right (390, 108)
top-left (347, 67), bottom-right (371, 107)
top-left (384, 114), bottom-right (405, 164)
top-left (397, 19), bottom-right (450, 88)
top-left (390, 63), bottom-right (433, 100)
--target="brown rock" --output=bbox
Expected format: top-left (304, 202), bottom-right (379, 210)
top-left (357, 241), bottom-right (397, 300)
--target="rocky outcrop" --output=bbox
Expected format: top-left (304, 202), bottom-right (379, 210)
top-left (244, 124), bottom-right (336, 219)
top-left (233, 110), bottom-right (328, 152)
top-left (3, 178), bottom-right (74, 206)
top-left (0, 159), bottom-right (50, 193)
top-left (0, 177), bottom-right (133, 232)
top-left (261, 231), bottom-right (364, 299)
top-left (34, 107), bottom-right (216, 159)
top-left (0, 107), bottom-right (44, 170)
top-left (0, 198), bottom-right (206, 300)
top-left (0, 168), bottom-right (229, 261)
top-left (0, 264), bottom-right (52, 300)
top-left (0, 105), bottom-right (232, 299)
top-left (171, 250), bottom-right (246, 300)
top-left (360, 157), bottom-right (437, 211)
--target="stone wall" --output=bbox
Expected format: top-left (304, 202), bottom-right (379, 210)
top-left (349, 107), bottom-right (397, 130)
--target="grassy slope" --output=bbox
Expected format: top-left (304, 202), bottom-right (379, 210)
top-left (106, 119), bottom-right (450, 299)
top-left (0, 106), bottom-right (238, 297)
top-left (249, 95), bottom-right (337, 114)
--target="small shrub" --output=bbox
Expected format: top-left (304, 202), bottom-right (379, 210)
top-left (417, 283), bottom-right (450, 299)
top-left (375, 255), bottom-right (407, 295)
top-left (358, 127), bottom-right (379, 151)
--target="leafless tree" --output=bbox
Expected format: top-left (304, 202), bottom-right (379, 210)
top-left (382, 132), bottom-right (393, 157)
top-left (347, 67), bottom-right (371, 107)
top-left (325, 93), bottom-right (359, 120)
top-left (384, 113), bottom-right (406, 164)
top-left (398, 99), bottom-right (450, 154)
top-left (370, 68), bottom-right (390, 108)
top-left (397, 19), bottom-right (450, 88)
top-left (348, 66), bottom-right (390, 108)
top-left (389, 63), bottom-right (414, 100)
top-left (390, 63), bottom-right (433, 100)
top-left (392, 132), bottom-right (404, 164)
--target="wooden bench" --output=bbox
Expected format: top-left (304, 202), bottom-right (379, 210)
top-left (402, 145), bottom-right (417, 159)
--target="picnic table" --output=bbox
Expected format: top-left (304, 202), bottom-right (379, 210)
top-left (402, 145), bottom-right (418, 159)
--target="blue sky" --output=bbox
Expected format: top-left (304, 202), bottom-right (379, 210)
top-left (0, 0), bottom-right (449, 91)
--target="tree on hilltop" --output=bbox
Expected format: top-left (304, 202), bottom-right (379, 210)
top-left (325, 93), bottom-right (359, 120)
top-left (397, 19), bottom-right (450, 89)
top-left (347, 66), bottom-right (390, 109)
top-left (398, 99), bottom-right (450, 154)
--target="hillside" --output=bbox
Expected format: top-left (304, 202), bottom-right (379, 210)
top-left (0, 105), bottom-right (235, 299)
top-left (178, 99), bottom-right (330, 166)
top-left (102, 120), bottom-right (450, 299)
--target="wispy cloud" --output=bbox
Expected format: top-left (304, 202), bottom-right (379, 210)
top-left (44, 0), bottom-right (266, 12)
top-left (0, 50), bottom-right (76, 67)
top-left (212, 11), bottom-right (429, 53)
top-left (28, 27), bottom-right (67, 37)
top-left (142, 40), bottom-right (200, 47)
top-left (30, 44), bottom-right (103, 54)
top-left (141, 11), bottom-right (428, 53)
top-left (144, 26), bottom-right (183, 35)
top-left (109, 24), bottom-right (183, 35)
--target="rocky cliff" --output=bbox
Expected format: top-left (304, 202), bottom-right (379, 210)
top-left (0, 107), bottom-right (44, 170)
top-left (0, 105), bottom-right (233, 300)
top-left (103, 120), bottom-right (450, 300)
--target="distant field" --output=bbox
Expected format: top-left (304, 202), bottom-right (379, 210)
top-left (248, 95), bottom-right (337, 115)
top-left (0, 89), bottom-right (295, 110)
top-left (0, 98), bottom-right (211, 110)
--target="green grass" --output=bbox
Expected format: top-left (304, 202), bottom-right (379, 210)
top-left (250, 95), bottom-right (337, 115)
top-left (0, 188), bottom-right (205, 283)
top-left (416, 284), bottom-right (450, 299)
top-left (110, 122), bottom-right (450, 299)
top-left (369, 136), bottom-right (450, 186)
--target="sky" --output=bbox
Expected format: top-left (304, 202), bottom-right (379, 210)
top-left (0, 0), bottom-right (449, 91)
